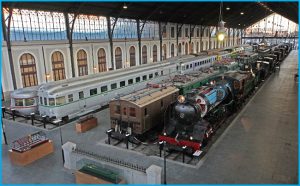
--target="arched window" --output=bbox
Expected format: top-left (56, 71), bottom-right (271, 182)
top-left (191, 42), bottom-right (194, 53)
top-left (201, 41), bottom-right (203, 51)
top-left (206, 41), bottom-right (208, 50)
top-left (178, 43), bottom-right (182, 55)
top-left (153, 45), bottom-right (157, 62)
top-left (171, 44), bottom-right (174, 57)
top-left (129, 46), bottom-right (136, 67)
top-left (162, 44), bottom-right (167, 60)
top-left (19, 53), bottom-right (38, 87)
top-left (142, 45), bottom-right (147, 64)
top-left (115, 47), bottom-right (122, 69)
top-left (196, 42), bottom-right (199, 53)
top-left (185, 43), bottom-right (188, 55)
top-left (51, 51), bottom-right (65, 81)
top-left (97, 48), bottom-right (107, 72)
top-left (77, 49), bottom-right (88, 76)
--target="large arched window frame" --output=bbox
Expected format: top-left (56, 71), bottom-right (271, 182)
top-left (142, 45), bottom-right (147, 64)
top-left (191, 42), bottom-right (194, 53)
top-left (19, 53), bottom-right (38, 87)
top-left (152, 45), bottom-right (157, 62)
top-left (51, 51), bottom-right (66, 81)
top-left (77, 49), bottom-right (88, 76)
top-left (178, 43), bottom-right (182, 55)
top-left (97, 48), bottom-right (107, 72)
top-left (171, 44), bottom-right (175, 57)
top-left (129, 46), bottom-right (136, 67)
top-left (162, 44), bottom-right (167, 60)
top-left (115, 47), bottom-right (122, 69)
top-left (185, 43), bottom-right (188, 54)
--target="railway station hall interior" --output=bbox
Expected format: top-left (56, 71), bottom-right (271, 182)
top-left (1, 1), bottom-right (298, 184)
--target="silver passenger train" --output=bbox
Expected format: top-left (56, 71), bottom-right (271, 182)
top-left (10, 46), bottom-right (245, 120)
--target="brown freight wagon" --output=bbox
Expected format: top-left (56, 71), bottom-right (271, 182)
top-left (109, 84), bottom-right (179, 135)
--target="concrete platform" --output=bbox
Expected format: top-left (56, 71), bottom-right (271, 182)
top-left (2, 50), bottom-right (298, 184)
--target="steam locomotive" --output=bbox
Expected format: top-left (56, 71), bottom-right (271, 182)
top-left (159, 70), bottom-right (256, 154)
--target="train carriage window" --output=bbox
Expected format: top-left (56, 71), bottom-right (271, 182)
top-left (90, 88), bottom-right (97, 96)
top-left (128, 79), bottom-right (133, 85)
top-left (142, 75), bottom-right (147, 81)
top-left (15, 99), bottom-right (24, 106)
top-left (56, 96), bottom-right (65, 105)
top-left (111, 83), bottom-right (117, 90)
top-left (68, 94), bottom-right (73, 102)
top-left (49, 98), bottom-right (55, 106)
top-left (79, 91), bottom-right (84, 99)
top-left (40, 97), bottom-right (43, 105)
top-left (25, 98), bottom-right (35, 106)
top-left (101, 86), bottom-right (108, 92)
top-left (129, 107), bottom-right (136, 117)
top-left (115, 105), bottom-right (120, 114)
top-left (136, 77), bottom-right (141, 83)
top-left (120, 81), bottom-right (126, 87)
top-left (149, 74), bottom-right (153, 79)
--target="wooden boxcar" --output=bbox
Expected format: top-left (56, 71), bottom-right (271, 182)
top-left (109, 84), bottom-right (179, 135)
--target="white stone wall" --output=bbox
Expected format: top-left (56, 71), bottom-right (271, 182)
top-left (1, 23), bottom-right (242, 95)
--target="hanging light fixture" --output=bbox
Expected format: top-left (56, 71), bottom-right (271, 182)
top-left (216, 2), bottom-right (226, 42)
top-left (123, 3), bottom-right (127, 9)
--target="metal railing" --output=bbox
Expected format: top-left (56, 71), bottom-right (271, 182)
top-left (74, 148), bottom-right (147, 173)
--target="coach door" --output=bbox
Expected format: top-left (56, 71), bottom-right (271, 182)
top-left (78, 91), bottom-right (86, 110)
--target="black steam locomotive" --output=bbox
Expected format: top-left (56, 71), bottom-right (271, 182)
top-left (159, 70), bottom-right (256, 154)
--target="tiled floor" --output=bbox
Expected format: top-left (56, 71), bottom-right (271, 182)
top-left (2, 50), bottom-right (298, 184)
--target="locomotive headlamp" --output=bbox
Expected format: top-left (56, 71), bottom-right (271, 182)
top-left (177, 95), bottom-right (185, 103)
